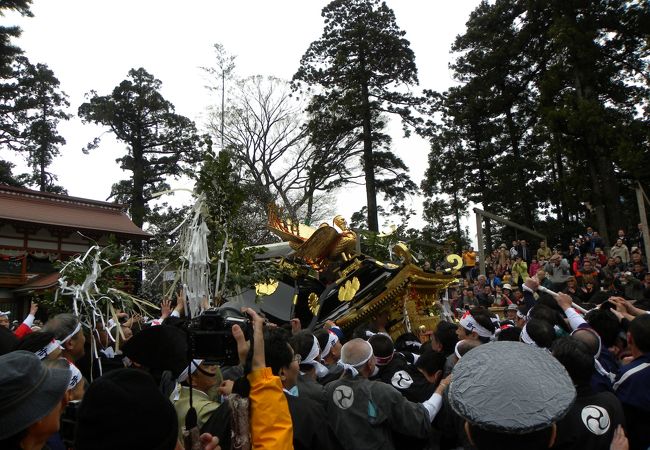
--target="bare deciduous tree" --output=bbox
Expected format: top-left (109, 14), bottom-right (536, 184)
top-left (207, 75), bottom-right (363, 224)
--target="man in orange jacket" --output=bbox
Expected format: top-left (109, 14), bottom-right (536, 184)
top-left (233, 308), bottom-right (294, 450)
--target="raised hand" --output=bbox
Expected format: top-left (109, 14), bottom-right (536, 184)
top-left (524, 277), bottom-right (539, 291)
top-left (290, 318), bottom-right (302, 335)
top-left (160, 297), bottom-right (172, 320)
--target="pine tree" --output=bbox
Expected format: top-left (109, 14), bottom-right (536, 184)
top-left (78, 68), bottom-right (210, 229)
top-left (294, 0), bottom-right (421, 232)
top-left (426, 0), bottom-right (649, 245)
top-left (15, 57), bottom-right (70, 192)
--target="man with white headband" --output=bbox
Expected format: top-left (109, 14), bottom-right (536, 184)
top-left (43, 357), bottom-right (86, 401)
top-left (519, 319), bottom-right (555, 349)
top-left (290, 331), bottom-right (326, 403)
top-left (172, 359), bottom-right (222, 441)
top-left (552, 290), bottom-right (621, 392)
top-left (324, 338), bottom-right (450, 450)
top-left (457, 308), bottom-right (496, 344)
top-left (314, 328), bottom-right (343, 384)
top-left (15, 331), bottom-right (63, 361)
top-left (43, 313), bottom-right (86, 362)
top-left (367, 333), bottom-right (436, 403)
top-left (368, 333), bottom-right (408, 383)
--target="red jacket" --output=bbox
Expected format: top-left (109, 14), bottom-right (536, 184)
top-left (13, 314), bottom-right (35, 338)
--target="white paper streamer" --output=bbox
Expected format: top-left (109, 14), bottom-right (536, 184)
top-left (178, 193), bottom-right (212, 318)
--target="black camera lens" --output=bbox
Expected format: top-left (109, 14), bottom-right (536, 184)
top-left (202, 317), bottom-right (218, 330)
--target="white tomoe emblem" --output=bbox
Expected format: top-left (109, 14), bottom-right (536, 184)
top-left (333, 385), bottom-right (354, 410)
top-left (581, 405), bottom-right (610, 435)
top-left (391, 370), bottom-right (413, 389)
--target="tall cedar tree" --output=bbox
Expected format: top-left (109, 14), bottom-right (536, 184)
top-left (15, 57), bottom-right (70, 192)
top-left (78, 68), bottom-right (209, 229)
top-left (293, 0), bottom-right (420, 232)
top-left (0, 0), bottom-right (32, 79)
top-left (423, 87), bottom-right (503, 251)
top-left (0, 0), bottom-right (32, 185)
top-left (425, 0), bottom-right (649, 247)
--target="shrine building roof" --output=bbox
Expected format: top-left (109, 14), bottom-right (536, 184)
top-left (0, 185), bottom-right (150, 239)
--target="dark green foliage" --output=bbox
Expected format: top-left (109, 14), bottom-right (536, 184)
top-left (195, 149), bottom-right (277, 299)
top-left (423, 0), bottom-right (650, 248)
top-left (0, 0), bottom-right (32, 78)
top-left (1, 57), bottom-right (69, 193)
top-left (0, 159), bottom-right (18, 184)
top-left (139, 202), bottom-right (190, 301)
top-left (294, 0), bottom-right (421, 232)
top-left (13, 57), bottom-right (70, 192)
top-left (78, 68), bottom-right (210, 228)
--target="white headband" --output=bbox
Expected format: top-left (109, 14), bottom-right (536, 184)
top-left (454, 340), bottom-right (464, 360)
top-left (320, 332), bottom-right (339, 360)
top-left (570, 328), bottom-right (602, 358)
top-left (571, 328), bottom-right (615, 382)
top-left (177, 359), bottom-right (203, 383)
top-left (340, 340), bottom-right (374, 377)
top-left (0, 311), bottom-right (10, 317)
top-left (60, 323), bottom-right (82, 344)
top-left (403, 340), bottom-right (422, 350)
top-left (520, 324), bottom-right (538, 347)
top-left (35, 339), bottom-right (62, 360)
top-left (459, 311), bottom-right (493, 338)
top-left (67, 361), bottom-right (83, 390)
top-left (300, 336), bottom-right (329, 378)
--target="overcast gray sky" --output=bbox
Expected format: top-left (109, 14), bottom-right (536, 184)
top-left (5, 0), bottom-right (480, 237)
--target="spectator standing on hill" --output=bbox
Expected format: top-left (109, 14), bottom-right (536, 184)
top-left (509, 240), bottom-right (519, 260)
top-left (518, 239), bottom-right (532, 265)
top-left (462, 247), bottom-right (477, 280)
top-left (610, 239), bottom-right (630, 264)
top-left (536, 240), bottom-right (552, 261)
top-left (511, 256), bottom-right (528, 287)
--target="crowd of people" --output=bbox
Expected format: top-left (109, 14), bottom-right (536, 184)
top-left (0, 225), bottom-right (649, 450)
top-left (454, 225), bottom-right (649, 312)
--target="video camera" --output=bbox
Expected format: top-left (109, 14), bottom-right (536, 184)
top-left (187, 307), bottom-right (251, 366)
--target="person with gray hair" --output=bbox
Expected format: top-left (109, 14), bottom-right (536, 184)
top-left (43, 313), bottom-right (85, 362)
top-left (544, 253), bottom-right (572, 290)
top-left (324, 338), bottom-right (450, 450)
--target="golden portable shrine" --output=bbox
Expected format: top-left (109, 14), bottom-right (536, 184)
top-left (254, 207), bottom-right (460, 339)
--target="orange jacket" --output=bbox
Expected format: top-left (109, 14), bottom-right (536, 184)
top-left (248, 367), bottom-right (294, 450)
top-left (462, 251), bottom-right (476, 267)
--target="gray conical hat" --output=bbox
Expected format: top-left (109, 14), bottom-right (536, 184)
top-left (448, 341), bottom-right (575, 434)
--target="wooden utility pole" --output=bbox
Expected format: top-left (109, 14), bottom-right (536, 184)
top-left (636, 183), bottom-right (650, 261)
top-left (474, 208), bottom-right (546, 276)
top-left (476, 211), bottom-right (485, 276)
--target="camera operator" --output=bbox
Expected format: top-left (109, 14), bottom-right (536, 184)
top-left (173, 359), bottom-right (222, 441)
